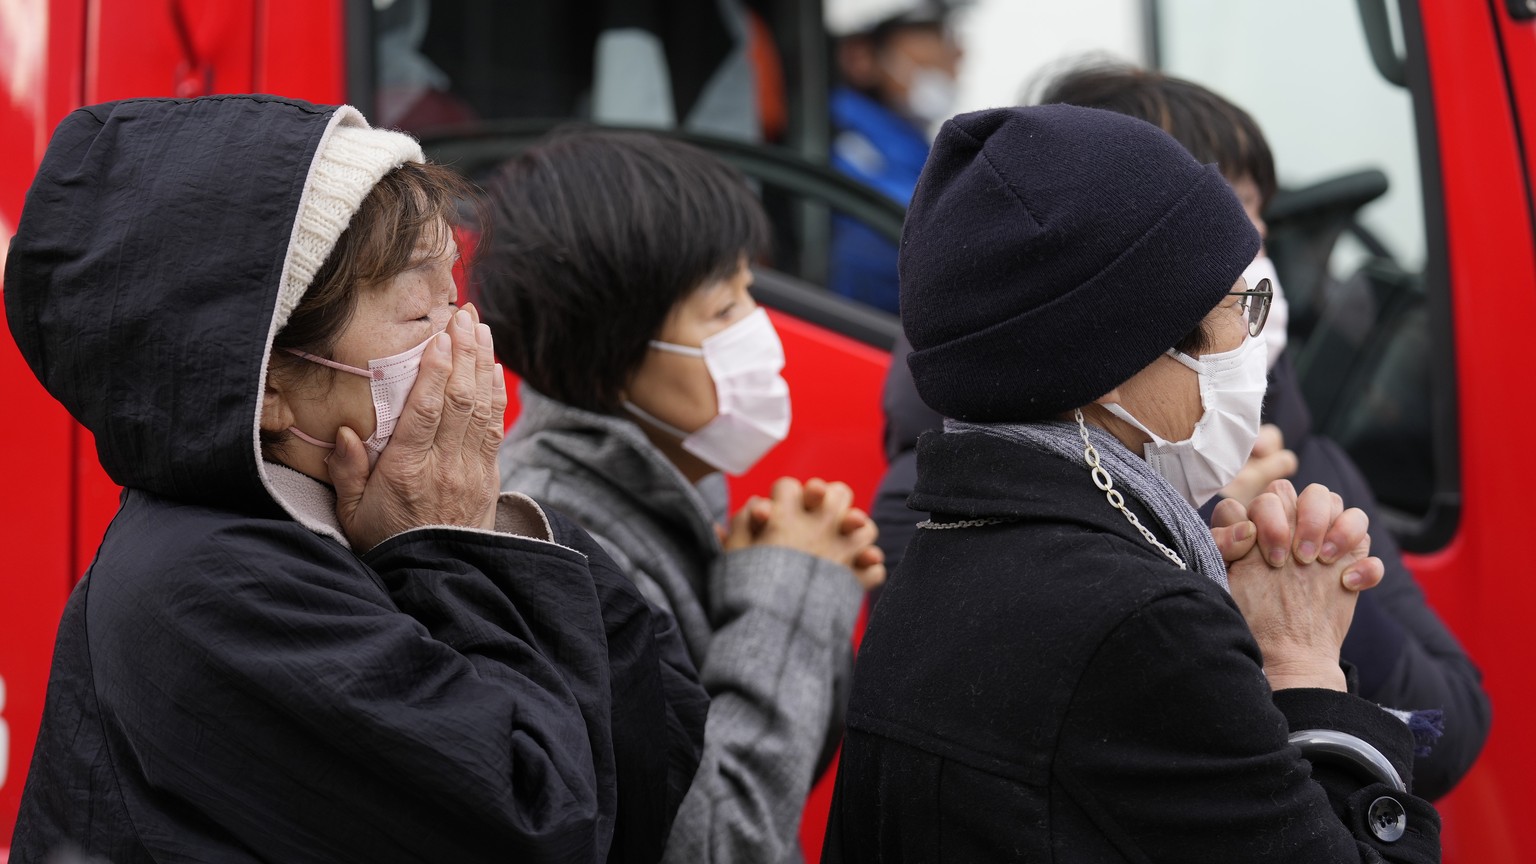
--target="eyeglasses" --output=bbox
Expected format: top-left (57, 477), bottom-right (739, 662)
top-left (1230, 277), bottom-right (1273, 338)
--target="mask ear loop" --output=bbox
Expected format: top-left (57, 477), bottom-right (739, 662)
top-left (282, 348), bottom-right (381, 379)
top-left (275, 349), bottom-right (377, 450)
top-left (286, 426), bottom-right (337, 449)
top-left (647, 340), bottom-right (705, 358)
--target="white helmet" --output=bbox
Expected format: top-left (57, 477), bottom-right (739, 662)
top-left (824, 0), bottom-right (958, 38)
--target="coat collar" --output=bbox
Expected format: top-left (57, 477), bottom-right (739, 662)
top-left (504, 385), bottom-right (724, 554)
top-left (910, 427), bottom-right (1166, 546)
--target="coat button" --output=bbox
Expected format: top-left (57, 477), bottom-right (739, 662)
top-left (1368, 796), bottom-right (1407, 842)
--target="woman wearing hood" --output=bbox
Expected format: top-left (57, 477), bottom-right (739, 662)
top-left (822, 105), bottom-right (1440, 861)
top-left (4, 95), bottom-right (707, 863)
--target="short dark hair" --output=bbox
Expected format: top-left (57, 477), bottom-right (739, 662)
top-left (475, 129), bottom-right (770, 414)
top-left (1037, 63), bottom-right (1277, 205)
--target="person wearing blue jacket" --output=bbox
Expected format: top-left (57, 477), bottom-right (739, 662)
top-left (826, 0), bottom-right (962, 313)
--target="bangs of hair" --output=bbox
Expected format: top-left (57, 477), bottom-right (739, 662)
top-left (276, 162), bottom-right (477, 359)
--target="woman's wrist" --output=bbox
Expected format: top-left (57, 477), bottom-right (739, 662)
top-left (1264, 659), bottom-right (1348, 692)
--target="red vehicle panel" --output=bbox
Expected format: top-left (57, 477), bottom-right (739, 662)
top-left (1404, 4), bottom-right (1536, 860)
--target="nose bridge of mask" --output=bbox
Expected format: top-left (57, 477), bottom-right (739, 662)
top-left (703, 309), bottom-right (785, 390)
top-left (1167, 332), bottom-right (1261, 400)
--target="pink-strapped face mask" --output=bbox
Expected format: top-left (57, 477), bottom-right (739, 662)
top-left (282, 333), bottom-right (435, 466)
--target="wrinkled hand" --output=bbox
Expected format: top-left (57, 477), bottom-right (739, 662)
top-left (1218, 424), bottom-right (1298, 507)
top-left (330, 304), bottom-right (506, 551)
top-left (1212, 480), bottom-right (1384, 692)
top-left (727, 477), bottom-right (885, 589)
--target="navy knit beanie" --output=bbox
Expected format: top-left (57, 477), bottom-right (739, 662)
top-left (901, 104), bottom-right (1261, 422)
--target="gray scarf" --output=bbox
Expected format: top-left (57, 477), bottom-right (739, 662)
top-left (944, 417), bottom-right (1229, 591)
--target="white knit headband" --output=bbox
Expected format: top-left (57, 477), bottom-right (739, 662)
top-left (272, 106), bottom-right (424, 334)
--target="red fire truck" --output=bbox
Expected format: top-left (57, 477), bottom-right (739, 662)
top-left (3, 2), bottom-right (1534, 861)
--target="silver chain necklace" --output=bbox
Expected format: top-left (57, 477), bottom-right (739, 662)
top-left (1075, 409), bottom-right (1187, 570)
top-left (916, 516), bottom-right (1007, 529)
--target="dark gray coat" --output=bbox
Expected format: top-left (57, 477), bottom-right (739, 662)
top-left (500, 386), bottom-right (863, 864)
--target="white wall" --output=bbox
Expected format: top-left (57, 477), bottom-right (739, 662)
top-left (952, 0), bottom-right (1147, 113)
top-left (1158, 0), bottom-right (1423, 268)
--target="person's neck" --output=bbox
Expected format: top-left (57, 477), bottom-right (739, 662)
top-left (633, 418), bottom-right (716, 485)
top-left (1074, 404), bottom-right (1152, 458)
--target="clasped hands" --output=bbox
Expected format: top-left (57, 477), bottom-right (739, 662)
top-left (724, 477), bottom-right (887, 591)
top-left (1210, 480), bottom-right (1385, 692)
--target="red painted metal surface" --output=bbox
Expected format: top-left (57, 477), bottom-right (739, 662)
top-left (0, 0), bottom-right (86, 846)
top-left (0, 0), bottom-right (349, 848)
top-left (255, 0), bottom-right (347, 105)
top-left (1401, 2), bottom-right (1536, 861)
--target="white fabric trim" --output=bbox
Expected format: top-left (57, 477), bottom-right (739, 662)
top-left (263, 461), bottom-right (351, 549)
top-left (264, 461), bottom-right (564, 552)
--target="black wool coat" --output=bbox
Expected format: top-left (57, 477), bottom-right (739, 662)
top-left (873, 334), bottom-right (1488, 801)
top-left (826, 430), bottom-right (1440, 863)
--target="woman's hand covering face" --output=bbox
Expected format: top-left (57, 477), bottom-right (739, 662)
top-left (329, 303), bottom-right (507, 551)
top-left (1212, 480), bottom-right (1385, 692)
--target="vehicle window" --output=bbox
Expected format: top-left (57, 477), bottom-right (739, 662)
top-left (1156, 0), bottom-right (1451, 547)
top-left (363, 0), bottom-right (874, 301)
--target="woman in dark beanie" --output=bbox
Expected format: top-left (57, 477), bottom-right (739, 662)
top-left (822, 105), bottom-right (1441, 862)
top-left (1036, 62), bottom-right (1489, 803)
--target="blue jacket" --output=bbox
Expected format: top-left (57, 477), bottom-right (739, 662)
top-left (828, 88), bottom-right (931, 313)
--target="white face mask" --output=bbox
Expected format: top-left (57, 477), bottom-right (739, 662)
top-left (624, 307), bottom-right (792, 476)
top-left (1103, 333), bottom-right (1269, 507)
top-left (282, 332), bottom-right (434, 466)
top-left (904, 67), bottom-right (959, 127)
top-left (1243, 255), bottom-right (1289, 370)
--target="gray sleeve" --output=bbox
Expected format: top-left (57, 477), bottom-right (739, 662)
top-left (661, 545), bottom-right (863, 863)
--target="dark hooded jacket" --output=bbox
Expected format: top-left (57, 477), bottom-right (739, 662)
top-left (4, 95), bottom-right (708, 863)
top-left (871, 334), bottom-right (1489, 799)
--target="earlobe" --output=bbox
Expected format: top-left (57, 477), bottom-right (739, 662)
top-left (1093, 387), bottom-right (1122, 406)
top-left (260, 371), bottom-right (295, 434)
